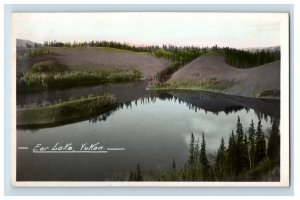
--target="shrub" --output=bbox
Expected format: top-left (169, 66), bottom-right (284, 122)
top-left (17, 68), bottom-right (142, 91)
top-left (28, 60), bottom-right (68, 73)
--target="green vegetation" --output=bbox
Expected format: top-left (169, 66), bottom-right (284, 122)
top-left (43, 40), bottom-right (279, 71)
top-left (22, 40), bottom-right (280, 83)
top-left (257, 89), bottom-right (280, 98)
top-left (153, 46), bottom-right (279, 84)
top-left (17, 95), bottom-right (117, 128)
top-left (128, 117), bottom-right (280, 181)
top-left (150, 78), bottom-right (233, 92)
top-left (129, 163), bottom-right (143, 181)
top-left (42, 40), bottom-right (209, 81)
top-left (153, 47), bottom-right (208, 81)
top-left (17, 65), bottom-right (142, 91)
top-left (17, 41), bottom-right (280, 97)
top-left (43, 40), bottom-right (160, 52)
top-left (28, 60), bottom-right (68, 73)
top-left (213, 46), bottom-right (280, 68)
top-left (22, 48), bottom-right (50, 58)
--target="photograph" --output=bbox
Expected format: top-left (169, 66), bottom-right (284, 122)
top-left (11, 12), bottom-right (289, 186)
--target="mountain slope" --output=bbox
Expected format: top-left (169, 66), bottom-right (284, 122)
top-left (17, 47), bottom-right (171, 79)
top-left (16, 39), bottom-right (41, 48)
top-left (168, 54), bottom-right (280, 98)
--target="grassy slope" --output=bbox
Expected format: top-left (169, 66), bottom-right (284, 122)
top-left (17, 95), bottom-right (117, 128)
top-left (17, 47), bottom-right (170, 79)
top-left (17, 68), bottom-right (142, 91)
top-left (160, 52), bottom-right (280, 98)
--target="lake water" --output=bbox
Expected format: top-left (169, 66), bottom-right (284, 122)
top-left (16, 82), bottom-right (280, 181)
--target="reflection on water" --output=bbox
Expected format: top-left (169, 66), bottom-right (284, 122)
top-left (17, 89), bottom-right (279, 181)
top-left (17, 81), bottom-right (149, 107)
top-left (87, 91), bottom-right (279, 125)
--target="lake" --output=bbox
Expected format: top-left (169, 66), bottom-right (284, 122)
top-left (16, 81), bottom-right (280, 181)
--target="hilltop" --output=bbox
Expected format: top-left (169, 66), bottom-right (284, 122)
top-left (16, 39), bottom-right (280, 98)
top-left (16, 39), bottom-right (41, 49)
top-left (17, 46), bottom-right (170, 79)
top-left (154, 52), bottom-right (280, 98)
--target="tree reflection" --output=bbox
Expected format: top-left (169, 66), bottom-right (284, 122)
top-left (88, 91), bottom-right (279, 124)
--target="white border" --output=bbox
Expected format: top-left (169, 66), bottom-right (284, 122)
top-left (10, 12), bottom-right (290, 187)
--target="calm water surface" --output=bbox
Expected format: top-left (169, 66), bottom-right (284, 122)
top-left (17, 82), bottom-right (280, 181)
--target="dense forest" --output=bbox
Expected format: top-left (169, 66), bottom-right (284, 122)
top-left (212, 45), bottom-right (280, 68)
top-left (19, 40), bottom-right (280, 82)
top-left (128, 117), bottom-right (280, 181)
top-left (153, 46), bottom-right (208, 81)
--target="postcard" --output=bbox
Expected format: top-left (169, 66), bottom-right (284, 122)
top-left (10, 12), bottom-right (289, 187)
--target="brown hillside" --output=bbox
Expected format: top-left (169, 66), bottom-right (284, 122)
top-left (169, 54), bottom-right (280, 97)
top-left (17, 47), bottom-right (171, 79)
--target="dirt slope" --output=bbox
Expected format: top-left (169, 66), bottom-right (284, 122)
top-left (17, 47), bottom-right (170, 79)
top-left (169, 54), bottom-right (280, 98)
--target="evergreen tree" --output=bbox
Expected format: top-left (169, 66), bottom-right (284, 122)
top-left (199, 132), bottom-right (210, 180)
top-left (267, 119), bottom-right (280, 163)
top-left (136, 163), bottom-right (143, 181)
top-left (215, 137), bottom-right (226, 180)
top-left (172, 158), bottom-right (176, 171)
top-left (243, 133), bottom-right (250, 169)
top-left (255, 119), bottom-right (266, 164)
top-left (236, 116), bottom-right (244, 145)
top-left (248, 120), bottom-right (256, 168)
top-left (227, 130), bottom-right (237, 176)
top-left (187, 132), bottom-right (197, 180)
top-left (194, 138), bottom-right (200, 163)
top-left (129, 171), bottom-right (134, 181)
top-left (235, 116), bottom-right (249, 173)
top-left (181, 163), bottom-right (187, 180)
top-left (189, 132), bottom-right (196, 165)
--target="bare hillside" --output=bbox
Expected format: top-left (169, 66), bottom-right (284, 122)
top-left (17, 47), bottom-right (170, 79)
top-left (169, 54), bottom-right (280, 98)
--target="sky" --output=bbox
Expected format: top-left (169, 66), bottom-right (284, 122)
top-left (12, 12), bottom-right (285, 49)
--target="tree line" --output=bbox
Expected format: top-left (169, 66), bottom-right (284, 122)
top-left (153, 46), bottom-right (208, 81)
top-left (185, 117), bottom-right (280, 181)
top-left (43, 40), bottom-right (160, 52)
top-left (22, 40), bottom-right (280, 81)
top-left (128, 117), bottom-right (280, 181)
top-left (212, 45), bottom-right (280, 68)
top-left (32, 40), bottom-right (210, 81)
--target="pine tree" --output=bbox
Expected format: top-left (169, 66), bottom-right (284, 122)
top-left (187, 132), bottom-right (197, 180)
top-left (227, 130), bottom-right (237, 176)
top-left (172, 158), bottom-right (176, 171)
top-left (180, 163), bottom-right (187, 180)
top-left (267, 119), bottom-right (280, 163)
top-left (136, 163), bottom-right (143, 181)
top-left (129, 171), bottom-right (134, 181)
top-left (243, 133), bottom-right (250, 169)
top-left (235, 116), bottom-right (249, 174)
top-left (236, 116), bottom-right (244, 145)
top-left (248, 120), bottom-right (256, 168)
top-left (215, 137), bottom-right (226, 180)
top-left (199, 132), bottom-right (210, 180)
top-left (189, 132), bottom-right (195, 165)
top-left (194, 138), bottom-right (200, 163)
top-left (255, 119), bottom-right (266, 164)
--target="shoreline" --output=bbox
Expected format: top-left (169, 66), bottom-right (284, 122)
top-left (147, 87), bottom-right (280, 101)
top-left (17, 95), bottom-right (117, 129)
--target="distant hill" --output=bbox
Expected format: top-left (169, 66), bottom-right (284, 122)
top-left (16, 39), bottom-right (41, 49)
top-left (168, 53), bottom-right (280, 98)
top-left (16, 46), bottom-right (170, 78)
